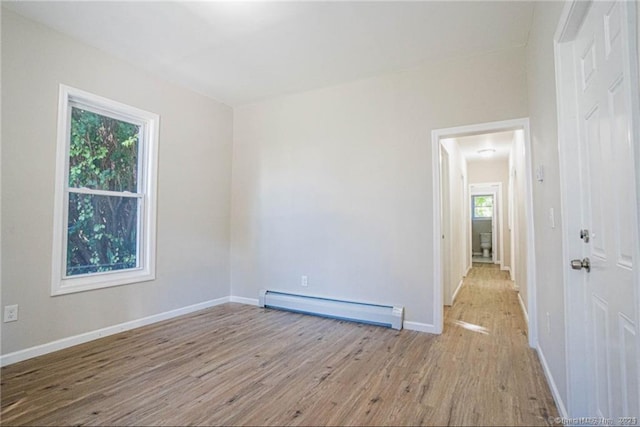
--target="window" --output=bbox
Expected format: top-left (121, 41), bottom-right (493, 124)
top-left (52, 85), bottom-right (159, 295)
top-left (472, 195), bottom-right (493, 219)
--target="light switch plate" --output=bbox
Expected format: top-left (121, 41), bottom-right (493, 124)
top-left (4, 305), bottom-right (18, 322)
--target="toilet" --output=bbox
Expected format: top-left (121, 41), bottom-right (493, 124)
top-left (480, 232), bottom-right (492, 258)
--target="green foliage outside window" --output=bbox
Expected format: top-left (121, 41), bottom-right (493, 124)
top-left (473, 195), bottom-right (493, 219)
top-left (66, 107), bottom-right (140, 276)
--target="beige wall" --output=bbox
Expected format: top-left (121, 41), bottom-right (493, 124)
top-left (231, 47), bottom-right (528, 327)
top-left (525, 0), bottom-right (568, 410)
top-left (1, 10), bottom-right (233, 355)
top-left (467, 158), bottom-right (511, 269)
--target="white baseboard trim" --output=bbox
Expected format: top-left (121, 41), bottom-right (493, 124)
top-left (229, 296), bottom-right (259, 306)
top-left (465, 264), bottom-right (472, 276)
top-left (452, 279), bottom-right (464, 304)
top-left (501, 265), bottom-right (511, 272)
top-left (537, 344), bottom-right (568, 418)
top-left (517, 292), bottom-right (529, 326)
top-left (0, 297), bottom-right (230, 367)
top-left (403, 321), bottom-right (438, 333)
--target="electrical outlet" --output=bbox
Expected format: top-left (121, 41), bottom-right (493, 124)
top-left (4, 305), bottom-right (18, 323)
top-left (301, 275), bottom-right (308, 287)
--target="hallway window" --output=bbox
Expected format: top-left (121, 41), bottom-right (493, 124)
top-left (472, 195), bottom-right (493, 219)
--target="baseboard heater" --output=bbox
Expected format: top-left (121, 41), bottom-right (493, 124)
top-left (258, 289), bottom-right (404, 330)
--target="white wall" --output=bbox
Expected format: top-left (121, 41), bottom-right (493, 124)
top-left (525, 1), bottom-right (568, 411)
top-left (231, 47), bottom-right (528, 327)
top-left (441, 139), bottom-right (468, 304)
top-left (1, 10), bottom-right (233, 355)
top-left (467, 158), bottom-right (511, 269)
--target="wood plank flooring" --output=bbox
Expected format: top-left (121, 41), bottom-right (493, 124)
top-left (1, 264), bottom-right (558, 426)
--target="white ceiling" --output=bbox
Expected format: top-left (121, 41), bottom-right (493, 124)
top-left (456, 130), bottom-right (515, 162)
top-left (4, 1), bottom-right (535, 106)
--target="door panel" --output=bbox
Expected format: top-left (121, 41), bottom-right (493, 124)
top-left (620, 313), bottom-right (638, 415)
top-left (572, 0), bottom-right (639, 417)
top-left (592, 295), bottom-right (611, 417)
top-left (609, 76), bottom-right (634, 268)
top-left (604, 2), bottom-right (622, 57)
top-left (584, 105), bottom-right (607, 260)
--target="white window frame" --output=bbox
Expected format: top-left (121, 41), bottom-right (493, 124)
top-left (51, 85), bottom-right (159, 296)
top-left (471, 194), bottom-right (493, 220)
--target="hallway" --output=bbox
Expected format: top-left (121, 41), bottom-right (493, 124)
top-left (1, 264), bottom-right (558, 426)
top-left (437, 263), bottom-right (558, 425)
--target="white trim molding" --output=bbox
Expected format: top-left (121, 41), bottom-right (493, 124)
top-left (452, 279), bottom-right (464, 305)
top-left (0, 297), bottom-right (229, 367)
top-left (403, 321), bottom-right (438, 333)
top-left (537, 344), bottom-right (569, 418)
top-left (229, 296), bottom-right (260, 306)
top-left (517, 292), bottom-right (528, 326)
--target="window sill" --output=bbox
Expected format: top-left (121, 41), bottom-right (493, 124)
top-left (51, 269), bottom-right (155, 296)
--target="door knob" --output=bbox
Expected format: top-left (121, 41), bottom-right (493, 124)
top-left (571, 257), bottom-right (591, 272)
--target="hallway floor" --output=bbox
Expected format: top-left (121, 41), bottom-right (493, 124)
top-left (441, 263), bottom-right (558, 424)
top-left (2, 264), bottom-right (558, 426)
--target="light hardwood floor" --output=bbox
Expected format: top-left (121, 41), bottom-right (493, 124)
top-left (1, 264), bottom-right (558, 426)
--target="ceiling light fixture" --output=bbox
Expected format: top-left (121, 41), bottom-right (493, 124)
top-left (477, 148), bottom-right (496, 158)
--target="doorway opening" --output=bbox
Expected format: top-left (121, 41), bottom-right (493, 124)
top-left (431, 118), bottom-right (537, 347)
top-left (470, 187), bottom-right (499, 265)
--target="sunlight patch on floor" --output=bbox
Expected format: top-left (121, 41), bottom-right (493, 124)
top-left (452, 320), bottom-right (490, 335)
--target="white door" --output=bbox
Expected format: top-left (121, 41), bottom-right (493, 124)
top-left (559, 0), bottom-right (639, 417)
